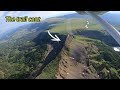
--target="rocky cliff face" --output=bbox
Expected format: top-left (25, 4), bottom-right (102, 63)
top-left (56, 35), bottom-right (99, 79)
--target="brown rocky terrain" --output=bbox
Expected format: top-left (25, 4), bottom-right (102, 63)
top-left (56, 35), bottom-right (99, 79)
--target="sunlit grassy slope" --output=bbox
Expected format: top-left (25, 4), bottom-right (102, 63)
top-left (49, 18), bottom-right (102, 33)
top-left (45, 18), bottom-right (120, 34)
top-left (45, 18), bottom-right (119, 33)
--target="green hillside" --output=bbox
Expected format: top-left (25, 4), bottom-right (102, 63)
top-left (0, 17), bottom-right (120, 79)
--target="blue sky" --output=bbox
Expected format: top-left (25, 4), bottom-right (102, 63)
top-left (0, 11), bottom-right (120, 35)
top-left (0, 11), bottom-right (76, 34)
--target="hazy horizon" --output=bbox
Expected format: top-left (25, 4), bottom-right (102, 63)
top-left (0, 11), bottom-right (120, 35)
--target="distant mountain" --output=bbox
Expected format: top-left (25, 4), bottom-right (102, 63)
top-left (56, 14), bottom-right (90, 18)
top-left (55, 12), bottom-right (120, 25)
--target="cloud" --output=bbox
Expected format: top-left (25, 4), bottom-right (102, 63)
top-left (108, 11), bottom-right (120, 14)
top-left (6, 11), bottom-right (23, 17)
top-left (0, 11), bottom-right (5, 17)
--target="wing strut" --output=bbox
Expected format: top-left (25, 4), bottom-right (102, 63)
top-left (77, 11), bottom-right (120, 46)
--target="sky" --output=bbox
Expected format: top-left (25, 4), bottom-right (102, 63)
top-left (0, 11), bottom-right (120, 34)
top-left (109, 11), bottom-right (120, 14)
top-left (0, 11), bottom-right (76, 34)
